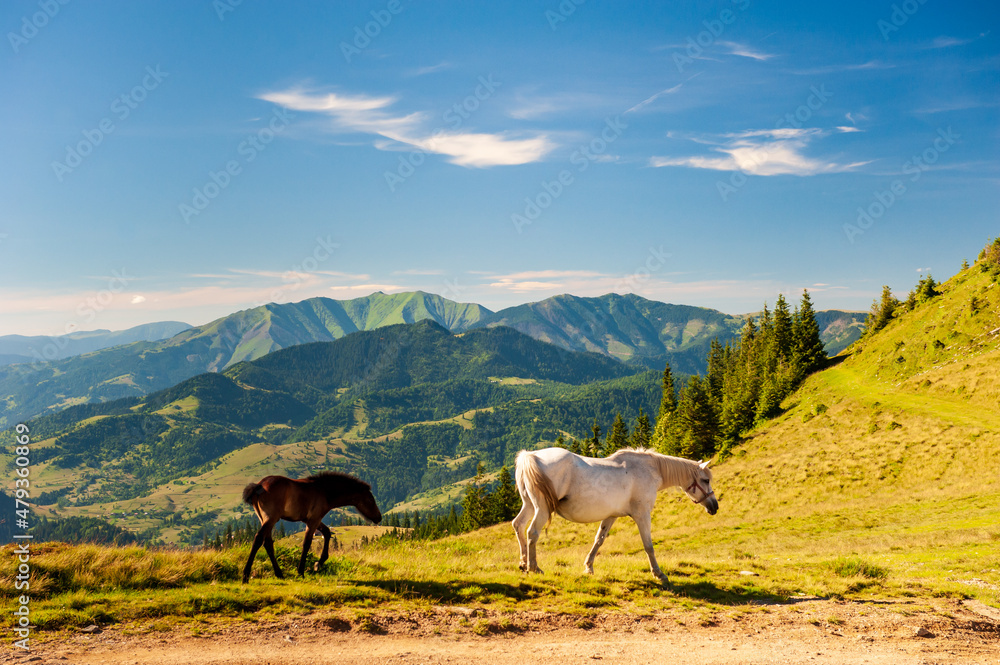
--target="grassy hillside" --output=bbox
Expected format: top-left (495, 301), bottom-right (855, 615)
top-left (1, 252), bottom-right (997, 632)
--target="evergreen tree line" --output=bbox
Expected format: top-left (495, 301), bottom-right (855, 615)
top-left (652, 290), bottom-right (827, 461)
top-left (376, 463), bottom-right (522, 543)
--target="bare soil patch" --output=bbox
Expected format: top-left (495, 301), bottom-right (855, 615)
top-left (6, 598), bottom-right (999, 665)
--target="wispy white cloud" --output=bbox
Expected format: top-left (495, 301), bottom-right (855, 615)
top-left (922, 35), bottom-right (980, 49)
top-left (915, 99), bottom-right (1000, 114)
top-left (650, 128), bottom-right (869, 176)
top-left (130, 295), bottom-right (146, 304)
top-left (718, 41), bottom-right (776, 61)
top-left (787, 60), bottom-right (894, 76)
top-left (487, 269), bottom-right (607, 293)
top-left (626, 81), bottom-right (690, 114)
top-left (506, 90), bottom-right (610, 120)
top-left (259, 86), bottom-right (555, 168)
top-left (836, 126), bottom-right (863, 133)
top-left (409, 61), bottom-right (453, 76)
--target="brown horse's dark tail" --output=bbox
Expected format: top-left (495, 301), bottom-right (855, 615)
top-left (242, 482), bottom-right (264, 505)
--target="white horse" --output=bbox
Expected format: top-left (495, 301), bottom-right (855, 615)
top-left (513, 447), bottom-right (718, 582)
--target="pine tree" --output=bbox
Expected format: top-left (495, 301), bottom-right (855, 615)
top-left (604, 413), bottom-right (629, 456)
top-left (915, 274), bottom-right (939, 303)
top-left (630, 408), bottom-right (652, 449)
top-left (793, 289), bottom-right (826, 373)
top-left (675, 375), bottom-right (719, 459)
top-left (706, 339), bottom-right (726, 403)
top-left (488, 466), bottom-right (520, 524)
top-left (652, 362), bottom-right (678, 452)
top-left (460, 462), bottom-right (489, 531)
top-left (569, 438), bottom-right (582, 455)
top-left (658, 362), bottom-right (677, 416)
top-left (773, 293), bottom-right (793, 360)
top-left (866, 285), bottom-right (899, 334)
top-left (589, 421), bottom-right (603, 457)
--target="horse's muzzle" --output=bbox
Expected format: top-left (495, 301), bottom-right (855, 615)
top-left (704, 496), bottom-right (719, 515)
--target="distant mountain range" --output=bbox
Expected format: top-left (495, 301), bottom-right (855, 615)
top-left (0, 291), bottom-right (865, 426)
top-left (0, 321), bottom-right (191, 366)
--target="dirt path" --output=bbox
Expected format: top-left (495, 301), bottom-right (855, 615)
top-left (7, 599), bottom-right (999, 665)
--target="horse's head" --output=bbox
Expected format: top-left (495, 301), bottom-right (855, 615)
top-left (684, 460), bottom-right (718, 516)
top-left (354, 488), bottom-right (383, 525)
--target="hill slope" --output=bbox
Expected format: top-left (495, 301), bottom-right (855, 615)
top-left (473, 293), bottom-right (864, 372)
top-left (0, 292), bottom-right (490, 427)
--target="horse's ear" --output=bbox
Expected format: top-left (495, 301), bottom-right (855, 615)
top-left (699, 460), bottom-right (711, 470)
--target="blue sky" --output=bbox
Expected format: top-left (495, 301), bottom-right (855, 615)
top-left (1, 0), bottom-right (997, 335)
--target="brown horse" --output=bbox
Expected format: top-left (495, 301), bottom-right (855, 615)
top-left (241, 471), bottom-right (382, 583)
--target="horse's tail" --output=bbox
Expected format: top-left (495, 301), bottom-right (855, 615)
top-left (515, 450), bottom-right (559, 528)
top-left (242, 482), bottom-right (263, 505)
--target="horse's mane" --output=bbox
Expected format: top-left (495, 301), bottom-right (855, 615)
top-left (607, 447), bottom-right (703, 485)
top-left (306, 471), bottom-right (371, 501)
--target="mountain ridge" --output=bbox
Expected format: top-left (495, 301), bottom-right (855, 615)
top-left (0, 290), bottom-right (864, 427)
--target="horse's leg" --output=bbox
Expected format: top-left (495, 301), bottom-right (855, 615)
top-left (584, 516), bottom-right (617, 575)
top-left (525, 503), bottom-right (549, 574)
top-left (297, 523), bottom-right (317, 577)
top-left (511, 499), bottom-right (534, 572)
top-left (314, 522), bottom-right (332, 572)
top-left (242, 525), bottom-right (266, 583)
top-left (262, 525), bottom-right (285, 580)
top-left (244, 519), bottom-right (280, 582)
top-left (632, 511), bottom-right (667, 583)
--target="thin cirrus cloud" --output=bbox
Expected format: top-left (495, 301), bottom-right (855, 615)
top-left (650, 127), bottom-right (869, 176)
top-left (259, 87), bottom-right (555, 168)
top-left (718, 41), bottom-right (776, 61)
